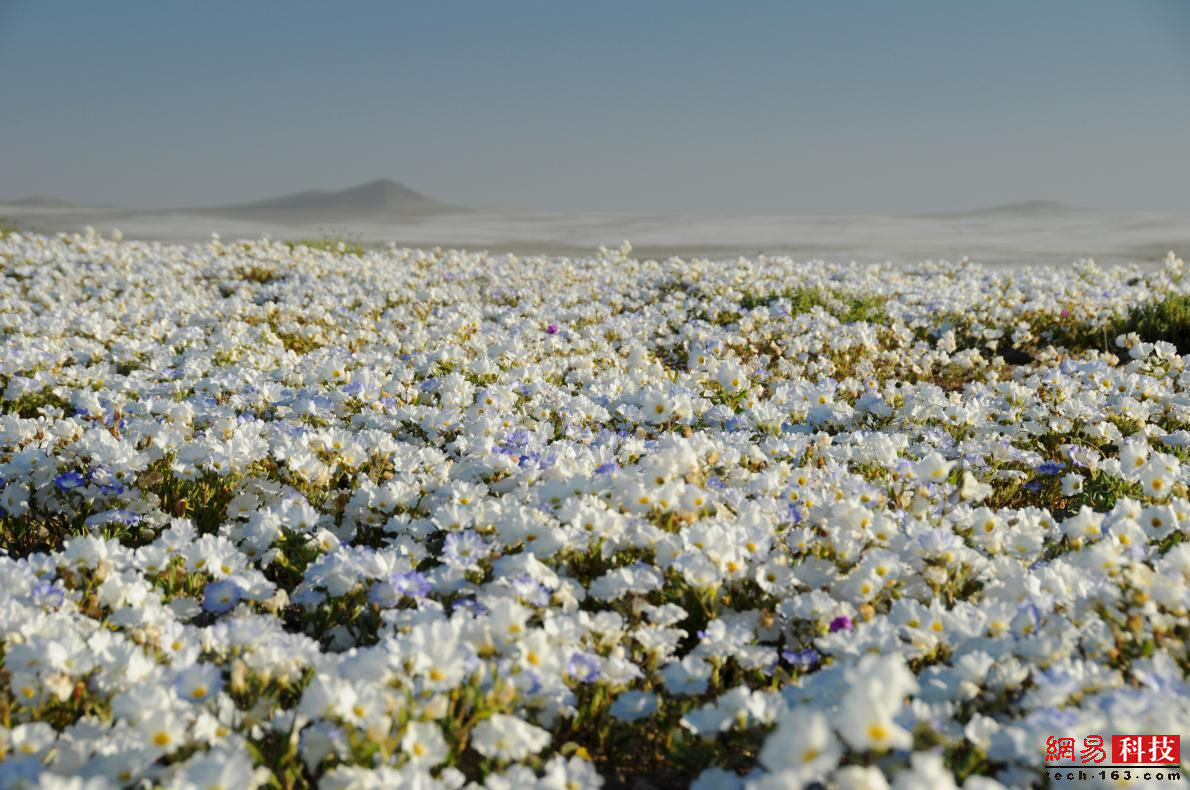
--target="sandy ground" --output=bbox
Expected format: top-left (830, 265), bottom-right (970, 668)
top-left (3, 201), bottom-right (1189, 267)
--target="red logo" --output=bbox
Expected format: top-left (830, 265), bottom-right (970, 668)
top-left (1112, 735), bottom-right (1180, 765)
top-left (1047, 735), bottom-right (1180, 765)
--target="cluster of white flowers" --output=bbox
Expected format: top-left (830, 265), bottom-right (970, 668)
top-left (0, 229), bottom-right (1187, 788)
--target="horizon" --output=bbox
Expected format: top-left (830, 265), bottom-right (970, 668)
top-left (0, 176), bottom-right (1145, 219)
top-left (2, 1), bottom-right (1190, 215)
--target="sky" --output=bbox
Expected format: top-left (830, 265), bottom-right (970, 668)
top-left (2, 1), bottom-right (1189, 215)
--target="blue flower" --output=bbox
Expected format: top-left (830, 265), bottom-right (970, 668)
top-left (595, 462), bottom-right (618, 475)
top-left (106, 509), bottom-right (142, 526)
top-left (99, 481), bottom-right (126, 496)
top-left (1037, 460), bottom-right (1063, 476)
top-left (54, 471), bottom-right (87, 491)
top-left (202, 579), bottom-right (243, 614)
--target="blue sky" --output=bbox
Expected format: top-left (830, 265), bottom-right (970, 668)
top-left (2, 1), bottom-right (1188, 213)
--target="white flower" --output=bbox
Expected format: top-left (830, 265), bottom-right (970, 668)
top-left (758, 708), bottom-right (841, 780)
top-left (914, 452), bottom-right (954, 482)
top-left (609, 690), bottom-right (658, 722)
top-left (1060, 472), bottom-right (1083, 496)
top-left (832, 765), bottom-right (891, 790)
top-left (959, 471), bottom-right (993, 502)
top-left (470, 714), bottom-right (551, 762)
top-left (401, 721), bottom-right (448, 767)
top-left (172, 747), bottom-right (269, 790)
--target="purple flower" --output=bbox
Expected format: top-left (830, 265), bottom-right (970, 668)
top-left (202, 579), bottom-right (242, 614)
top-left (452, 597), bottom-right (486, 616)
top-left (546, 324), bottom-right (559, 335)
top-left (32, 580), bottom-right (65, 609)
top-left (781, 647), bottom-right (820, 670)
top-left (1018, 600), bottom-right (1043, 626)
top-left (510, 575), bottom-right (551, 606)
top-left (442, 530), bottom-right (489, 569)
top-left (566, 651), bottom-right (600, 683)
top-left (391, 570), bottom-right (432, 599)
top-left (83, 509), bottom-right (143, 528)
top-left (829, 615), bottom-right (853, 633)
top-left (1067, 445), bottom-right (1100, 469)
top-left (368, 571), bottom-right (431, 608)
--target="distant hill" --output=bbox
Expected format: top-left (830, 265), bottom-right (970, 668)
top-left (2, 196), bottom-right (110, 209)
top-left (912, 200), bottom-right (1097, 220)
top-left (192, 178), bottom-right (462, 222)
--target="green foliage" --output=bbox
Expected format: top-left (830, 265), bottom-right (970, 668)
top-left (1038, 293), bottom-right (1190, 355)
top-left (740, 287), bottom-right (888, 324)
top-left (1119, 293), bottom-right (1190, 352)
top-left (233, 264), bottom-right (283, 285)
top-left (3, 387), bottom-right (72, 419)
top-left (288, 237), bottom-right (367, 257)
top-left (928, 291), bottom-right (1190, 358)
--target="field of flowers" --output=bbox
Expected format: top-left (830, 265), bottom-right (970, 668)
top-left (0, 229), bottom-right (1187, 789)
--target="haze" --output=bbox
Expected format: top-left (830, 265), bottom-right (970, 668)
top-left (3, 1), bottom-right (1190, 216)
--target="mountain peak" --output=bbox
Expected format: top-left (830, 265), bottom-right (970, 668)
top-left (196, 178), bottom-right (461, 222)
top-left (342, 178), bottom-right (433, 206)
